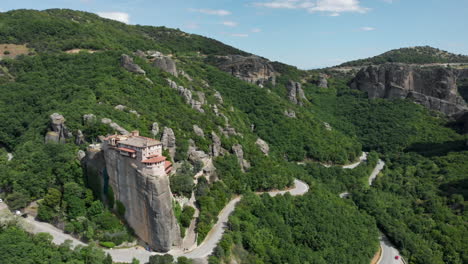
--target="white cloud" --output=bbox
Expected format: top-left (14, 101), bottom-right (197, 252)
top-left (251, 28), bottom-right (262, 33)
top-left (189, 8), bottom-right (231, 16)
top-left (360, 26), bottom-right (376, 31)
top-left (222, 21), bottom-right (238, 27)
top-left (97, 12), bottom-right (130, 24)
top-left (254, 0), bottom-right (370, 15)
top-left (230, 33), bottom-right (249, 37)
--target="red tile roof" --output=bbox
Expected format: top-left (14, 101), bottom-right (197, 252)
top-left (142, 156), bottom-right (166, 163)
top-left (164, 161), bottom-right (172, 169)
top-left (118, 147), bottom-right (136, 153)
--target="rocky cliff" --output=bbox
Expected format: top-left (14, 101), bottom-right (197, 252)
top-left (349, 63), bottom-right (468, 115)
top-left (214, 55), bottom-right (278, 86)
top-left (84, 144), bottom-right (181, 252)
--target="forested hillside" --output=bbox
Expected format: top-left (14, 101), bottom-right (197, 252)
top-left (339, 46), bottom-right (468, 66)
top-left (0, 8), bottom-right (467, 264)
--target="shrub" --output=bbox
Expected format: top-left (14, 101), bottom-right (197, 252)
top-left (99, 241), bottom-right (116, 248)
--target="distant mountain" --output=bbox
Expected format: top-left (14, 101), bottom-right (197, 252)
top-left (339, 46), bottom-right (468, 67)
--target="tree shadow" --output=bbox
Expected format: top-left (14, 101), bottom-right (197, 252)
top-left (439, 178), bottom-right (468, 200)
top-left (405, 140), bottom-right (467, 157)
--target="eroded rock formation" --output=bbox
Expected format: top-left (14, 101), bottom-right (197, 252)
top-left (45, 113), bottom-right (70, 143)
top-left (161, 127), bottom-right (176, 159)
top-left (215, 55), bottom-right (278, 86)
top-left (193, 125), bottom-right (205, 138)
top-left (287, 80), bottom-right (306, 105)
top-left (84, 143), bottom-right (181, 252)
top-left (349, 63), bottom-right (468, 115)
top-left (121, 54), bottom-right (145, 75)
top-left (153, 55), bottom-right (178, 76)
top-left (151, 122), bottom-right (159, 137)
top-left (318, 73), bottom-right (328, 88)
top-left (232, 144), bottom-right (251, 172)
top-left (167, 79), bottom-right (205, 113)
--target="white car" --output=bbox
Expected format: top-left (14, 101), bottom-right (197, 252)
top-left (0, 198), bottom-right (3, 203)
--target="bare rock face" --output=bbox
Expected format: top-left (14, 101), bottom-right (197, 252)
top-left (121, 54), bottom-right (145, 75)
top-left (215, 55), bottom-right (278, 86)
top-left (232, 144), bottom-right (250, 172)
top-left (318, 73), bottom-right (328, 88)
top-left (161, 127), bottom-right (176, 159)
top-left (210, 132), bottom-right (222, 157)
top-left (98, 144), bottom-right (181, 252)
top-left (255, 138), bottom-right (270, 155)
top-left (287, 80), bottom-right (306, 105)
top-left (153, 56), bottom-right (178, 76)
top-left (45, 113), bottom-right (69, 143)
top-left (151, 122), bottom-right (159, 137)
top-left (193, 125), bottom-right (205, 138)
top-left (349, 63), bottom-right (468, 115)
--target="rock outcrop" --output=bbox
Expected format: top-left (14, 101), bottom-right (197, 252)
top-left (318, 73), bottom-right (328, 88)
top-left (83, 114), bottom-right (97, 125)
top-left (193, 125), bottom-right (205, 138)
top-left (153, 55), bottom-right (178, 76)
top-left (85, 143), bottom-right (181, 252)
top-left (284, 109), bottom-right (296, 118)
top-left (255, 138), bottom-right (270, 155)
top-left (167, 79), bottom-right (205, 113)
top-left (101, 118), bottom-right (129, 135)
top-left (161, 127), bottom-right (176, 159)
top-left (210, 132), bottom-right (222, 157)
top-left (151, 122), bottom-right (159, 137)
top-left (120, 54), bottom-right (145, 75)
top-left (232, 144), bottom-right (251, 172)
top-left (45, 113), bottom-right (70, 143)
top-left (214, 91), bottom-right (224, 104)
top-left (349, 63), bottom-right (468, 115)
top-left (287, 80), bottom-right (306, 105)
top-left (75, 130), bottom-right (86, 145)
top-left (215, 55), bottom-right (278, 86)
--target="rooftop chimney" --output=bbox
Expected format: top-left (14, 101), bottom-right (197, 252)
top-left (131, 130), bottom-right (140, 137)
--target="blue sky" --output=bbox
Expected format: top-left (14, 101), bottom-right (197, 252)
top-left (2, 0), bottom-right (468, 69)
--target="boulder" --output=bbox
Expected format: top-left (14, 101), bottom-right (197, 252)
top-left (349, 63), bottom-right (468, 115)
top-left (284, 109), bottom-right (296, 118)
top-left (193, 125), bottom-right (205, 138)
top-left (77, 150), bottom-right (86, 161)
top-left (120, 54), bottom-right (146, 75)
top-left (115, 104), bottom-right (127, 111)
top-left (287, 80), bottom-right (306, 105)
top-left (255, 138), bottom-right (270, 155)
top-left (83, 114), bottom-right (96, 125)
top-left (215, 55), bottom-right (278, 86)
top-left (161, 127), bottom-right (176, 159)
top-left (151, 122), bottom-right (159, 137)
top-left (153, 56), bottom-right (178, 76)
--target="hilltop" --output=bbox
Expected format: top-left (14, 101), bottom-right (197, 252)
top-left (339, 46), bottom-right (468, 67)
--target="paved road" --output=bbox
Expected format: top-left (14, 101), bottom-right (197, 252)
top-left (343, 152), bottom-right (368, 169)
top-left (20, 179), bottom-right (309, 263)
top-left (379, 234), bottom-right (404, 264)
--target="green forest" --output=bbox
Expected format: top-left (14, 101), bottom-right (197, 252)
top-left (0, 8), bottom-right (467, 264)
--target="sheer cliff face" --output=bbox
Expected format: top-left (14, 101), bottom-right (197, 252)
top-left (349, 64), bottom-right (468, 115)
top-left (88, 145), bottom-right (181, 252)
